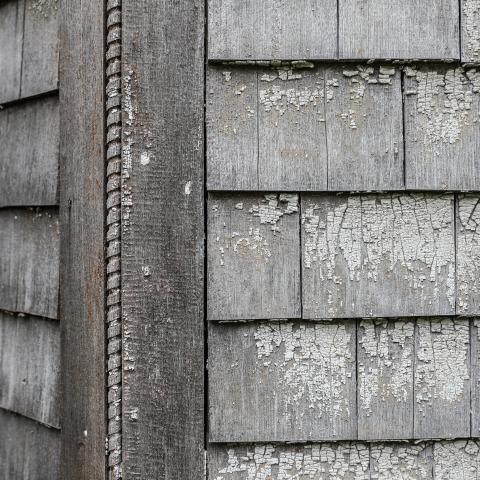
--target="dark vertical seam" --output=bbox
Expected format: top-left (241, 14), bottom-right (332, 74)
top-left (459, 0), bottom-right (463, 60)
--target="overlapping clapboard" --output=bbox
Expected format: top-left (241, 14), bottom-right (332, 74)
top-left (0, 0), bottom-right (60, 478)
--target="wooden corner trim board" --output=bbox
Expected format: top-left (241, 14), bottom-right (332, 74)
top-left (105, 0), bottom-right (123, 479)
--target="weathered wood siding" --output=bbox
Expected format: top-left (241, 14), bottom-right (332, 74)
top-left (0, 0), bottom-right (61, 477)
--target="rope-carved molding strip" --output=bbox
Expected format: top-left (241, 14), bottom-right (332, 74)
top-left (106, 0), bottom-right (122, 478)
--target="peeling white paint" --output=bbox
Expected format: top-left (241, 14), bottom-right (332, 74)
top-left (359, 320), bottom-right (414, 416)
top-left (464, 0), bottom-right (480, 61)
top-left (29, 0), bottom-right (58, 17)
top-left (415, 318), bottom-right (470, 410)
top-left (254, 322), bottom-right (352, 419)
top-left (249, 194), bottom-right (298, 230)
top-left (184, 181), bottom-right (192, 195)
top-left (434, 440), bottom-right (480, 480)
top-left (140, 151), bottom-right (150, 166)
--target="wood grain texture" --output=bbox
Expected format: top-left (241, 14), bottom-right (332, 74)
top-left (209, 320), bottom-right (357, 442)
top-left (208, 442), bottom-right (435, 479)
top-left (471, 320), bottom-right (480, 437)
top-left (0, 208), bottom-right (59, 319)
top-left (257, 67), bottom-right (328, 190)
top-left (339, 0), bottom-right (460, 60)
top-left (302, 193), bottom-right (456, 319)
top-left (121, 0), bottom-right (205, 478)
top-left (357, 320), bottom-right (414, 440)
top-left (0, 409), bottom-right (60, 480)
top-left (462, 0), bottom-right (480, 63)
top-left (208, 193), bottom-right (301, 321)
top-left (404, 66), bottom-right (480, 190)
top-left (0, 312), bottom-right (60, 428)
top-left (0, 0), bottom-right (24, 103)
top-left (208, 0), bottom-right (337, 60)
top-left (207, 66), bottom-right (259, 190)
top-left (325, 65), bottom-right (404, 191)
top-left (59, 0), bottom-right (105, 476)
top-left (0, 95), bottom-right (59, 207)
top-left (21, 0), bottom-right (59, 98)
top-left (457, 194), bottom-right (480, 315)
top-left (414, 318), bottom-right (471, 439)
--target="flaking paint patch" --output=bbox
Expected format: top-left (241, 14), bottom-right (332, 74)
top-left (406, 67), bottom-right (480, 146)
top-left (302, 194), bottom-right (455, 316)
top-left (254, 321), bottom-right (353, 421)
top-left (457, 194), bottom-right (480, 314)
top-left (29, 0), bottom-right (58, 18)
top-left (358, 320), bottom-right (414, 416)
top-left (434, 440), bottom-right (480, 479)
top-left (212, 443), bottom-right (369, 480)
top-left (415, 318), bottom-right (470, 411)
top-left (464, 0), bottom-right (480, 61)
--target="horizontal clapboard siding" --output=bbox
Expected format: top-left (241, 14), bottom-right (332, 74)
top-left (209, 319), bottom-right (473, 442)
top-left (0, 0), bottom-right (58, 103)
top-left (0, 208), bottom-right (59, 319)
top-left (208, 440), bottom-right (480, 479)
top-left (0, 312), bottom-right (60, 428)
top-left (0, 409), bottom-right (60, 480)
top-left (0, 95), bottom-right (59, 207)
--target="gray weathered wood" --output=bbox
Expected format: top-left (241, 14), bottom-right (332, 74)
top-left (0, 208), bottom-right (59, 319)
top-left (208, 443), bottom-right (371, 479)
top-left (0, 0), bottom-right (24, 103)
top-left (433, 440), bottom-right (480, 479)
top-left (208, 193), bottom-right (301, 321)
top-left (207, 66), bottom-right (259, 190)
top-left (302, 193), bottom-right (456, 319)
top-left (209, 320), bottom-right (357, 442)
top-left (404, 66), bottom-right (480, 190)
top-left (339, 0), bottom-right (460, 60)
top-left (0, 409), bottom-right (60, 480)
top-left (0, 95), bottom-right (59, 207)
top-left (457, 194), bottom-right (480, 315)
top-left (258, 67), bottom-right (328, 190)
top-left (208, 0), bottom-right (337, 60)
top-left (325, 65), bottom-right (404, 191)
top-left (59, 0), bottom-right (105, 475)
top-left (357, 320), bottom-right (414, 440)
top-left (414, 318), bottom-right (471, 439)
top-left (0, 312), bottom-right (60, 428)
top-left (21, 0), bottom-right (59, 98)
top-left (462, 0), bottom-right (480, 63)
top-left (121, 0), bottom-right (205, 478)
top-left (472, 320), bottom-right (480, 437)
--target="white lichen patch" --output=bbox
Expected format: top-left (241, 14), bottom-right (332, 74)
top-left (434, 440), bottom-right (480, 480)
top-left (464, 0), bottom-right (480, 61)
top-left (415, 319), bottom-right (470, 411)
top-left (212, 443), bottom-right (369, 480)
top-left (253, 322), bottom-right (353, 419)
top-left (457, 195), bottom-right (480, 314)
top-left (358, 321), bottom-right (414, 416)
top-left (406, 67), bottom-right (480, 146)
top-left (302, 194), bottom-right (455, 315)
top-left (370, 443), bottom-right (431, 480)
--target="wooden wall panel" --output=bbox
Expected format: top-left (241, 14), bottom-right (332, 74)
top-left (471, 320), bottom-right (480, 437)
top-left (0, 409), bottom-right (60, 480)
top-left (404, 66), bottom-right (480, 190)
top-left (339, 0), bottom-right (460, 60)
top-left (0, 0), bottom-right (24, 103)
top-left (456, 194), bottom-right (480, 316)
top-left (357, 320), bottom-right (414, 440)
top-left (207, 193), bottom-right (301, 320)
top-left (209, 321), bottom-right (357, 442)
top-left (21, 0), bottom-right (59, 98)
top-left (0, 208), bottom-right (59, 319)
top-left (325, 65), bottom-right (403, 191)
top-left (414, 318), bottom-right (471, 439)
top-left (0, 96), bottom-right (59, 207)
top-left (208, 0), bottom-right (337, 60)
top-left (121, 0), bottom-right (205, 478)
top-left (0, 312), bottom-right (60, 428)
top-left (302, 193), bottom-right (455, 319)
top-left (462, 0), bottom-right (480, 63)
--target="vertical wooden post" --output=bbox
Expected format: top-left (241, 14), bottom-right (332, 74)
top-left (121, 0), bottom-right (205, 478)
top-left (59, 0), bottom-right (106, 478)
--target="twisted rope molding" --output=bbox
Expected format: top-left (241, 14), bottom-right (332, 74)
top-left (106, 0), bottom-right (122, 478)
